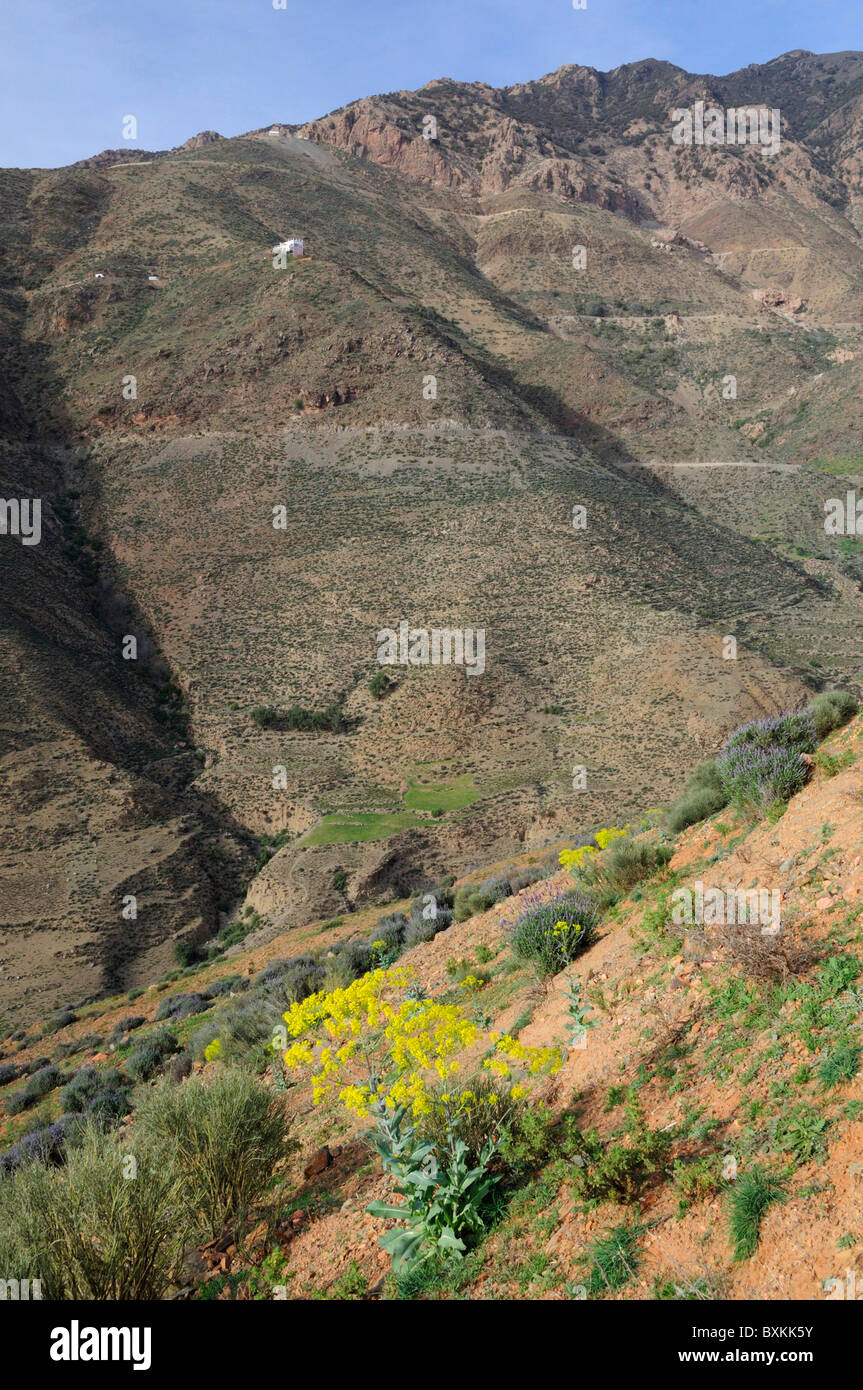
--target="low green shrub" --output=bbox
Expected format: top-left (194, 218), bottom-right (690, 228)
top-left (569, 1100), bottom-right (670, 1203)
top-left (154, 991), bottom-right (213, 1023)
top-left (806, 689), bottom-right (858, 739)
top-left (60, 1065), bottom-right (131, 1122)
top-left (770, 1104), bottom-right (830, 1164)
top-left (672, 1156), bottom-right (721, 1213)
top-left (666, 759), bottom-right (727, 833)
top-left (190, 996), bottom-right (276, 1070)
top-left (0, 1121), bottom-right (190, 1299)
top-left (454, 878), bottom-right (512, 922)
top-left (419, 1074), bottom-right (513, 1167)
top-left (284, 703), bottom-right (343, 733)
top-left (44, 1009), bottom-right (78, 1034)
top-left (125, 1028), bottom-right (180, 1082)
top-left (595, 835), bottom-right (673, 893)
top-left (134, 1068), bottom-right (296, 1239)
top-left (250, 705), bottom-right (276, 728)
top-left (5, 1063), bottom-right (63, 1115)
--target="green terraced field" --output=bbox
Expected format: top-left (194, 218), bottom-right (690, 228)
top-left (404, 773), bottom-right (480, 812)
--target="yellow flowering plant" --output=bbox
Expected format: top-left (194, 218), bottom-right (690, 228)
top-left (282, 963), bottom-right (560, 1122)
top-left (281, 964), bottom-right (563, 1270)
top-left (558, 824), bottom-right (632, 875)
top-left (559, 814), bottom-right (669, 898)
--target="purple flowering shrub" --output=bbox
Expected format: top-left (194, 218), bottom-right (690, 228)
top-left (718, 712), bottom-right (816, 809)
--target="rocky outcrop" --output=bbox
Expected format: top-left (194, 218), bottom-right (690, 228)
top-left (177, 130), bottom-right (223, 151)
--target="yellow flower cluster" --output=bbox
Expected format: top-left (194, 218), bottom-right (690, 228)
top-left (281, 964), bottom-right (563, 1120)
top-left (558, 823), bottom-right (631, 873)
top-left (203, 1037), bottom-right (222, 1063)
top-left (483, 1033), bottom-right (562, 1093)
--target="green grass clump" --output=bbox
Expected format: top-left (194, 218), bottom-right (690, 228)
top-left (580, 1223), bottom-right (642, 1297)
top-left (728, 1168), bottom-right (786, 1261)
top-left (818, 1044), bottom-right (861, 1091)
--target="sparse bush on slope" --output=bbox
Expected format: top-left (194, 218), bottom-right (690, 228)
top-left (154, 991), bottom-right (213, 1022)
top-left (665, 695), bottom-right (857, 830)
top-left (4, 1062), bottom-right (63, 1115)
top-left (666, 759), bottom-right (727, 833)
top-left (596, 835), bottom-right (673, 893)
top-left (0, 1115), bottom-right (80, 1176)
top-left (559, 823), bottom-right (671, 902)
top-left (806, 689), bottom-right (858, 739)
top-left (569, 1099), bottom-right (671, 1204)
top-left (60, 1064), bottom-right (131, 1122)
top-left (135, 1068), bottom-right (296, 1240)
top-left (454, 877), bottom-right (512, 922)
top-left (0, 1120), bottom-right (190, 1299)
top-left (125, 1028), bottom-right (180, 1082)
top-left (191, 996), bottom-right (276, 1071)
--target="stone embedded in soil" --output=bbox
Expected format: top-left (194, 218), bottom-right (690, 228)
top-left (303, 1145), bottom-right (333, 1179)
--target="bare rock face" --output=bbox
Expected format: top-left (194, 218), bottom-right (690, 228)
top-left (520, 158), bottom-right (644, 217)
top-left (751, 287), bottom-right (807, 313)
top-left (301, 104), bottom-right (464, 188)
top-left (299, 97), bottom-right (645, 215)
top-left (303, 1145), bottom-right (333, 1179)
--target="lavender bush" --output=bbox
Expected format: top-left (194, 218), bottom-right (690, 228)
top-left (511, 888), bottom-right (599, 977)
top-left (718, 713), bottom-right (816, 809)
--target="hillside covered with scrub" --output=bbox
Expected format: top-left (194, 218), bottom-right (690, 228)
top-left (1, 688), bottom-right (861, 1301)
top-left (5, 50), bottom-right (863, 1026)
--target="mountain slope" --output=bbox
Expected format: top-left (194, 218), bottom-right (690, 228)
top-left (1, 54), bottom-right (863, 1016)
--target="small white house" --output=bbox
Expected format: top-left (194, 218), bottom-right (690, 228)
top-left (273, 238), bottom-right (304, 257)
top-left (94, 271), bottom-right (105, 279)
top-left (148, 274), bottom-right (159, 282)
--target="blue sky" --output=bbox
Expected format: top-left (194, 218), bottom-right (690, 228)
top-left (2, 0), bottom-right (861, 167)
